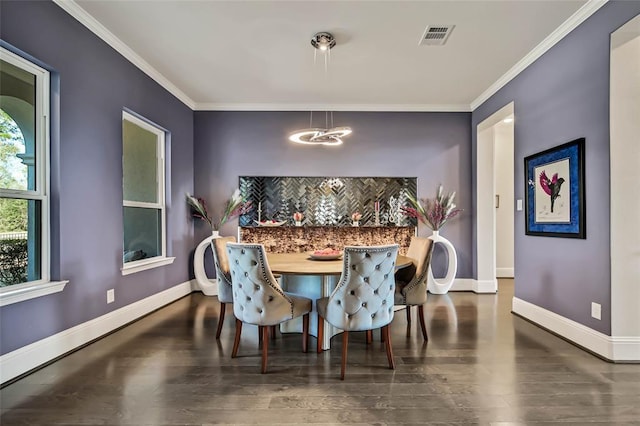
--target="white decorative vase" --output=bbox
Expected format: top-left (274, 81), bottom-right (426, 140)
top-left (295, 221), bottom-right (302, 227)
top-left (427, 230), bottom-right (458, 294)
top-left (193, 231), bottom-right (220, 296)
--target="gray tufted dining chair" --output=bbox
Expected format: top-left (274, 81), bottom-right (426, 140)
top-left (211, 236), bottom-right (236, 339)
top-left (394, 236), bottom-right (434, 340)
top-left (316, 244), bottom-right (399, 380)
top-left (226, 242), bottom-right (312, 373)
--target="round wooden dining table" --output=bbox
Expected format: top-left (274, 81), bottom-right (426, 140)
top-left (267, 252), bottom-right (412, 275)
top-left (266, 252), bottom-right (413, 350)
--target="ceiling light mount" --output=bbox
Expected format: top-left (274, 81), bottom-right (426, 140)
top-left (311, 32), bottom-right (336, 52)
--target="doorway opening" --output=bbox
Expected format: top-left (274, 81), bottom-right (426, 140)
top-left (476, 102), bottom-right (515, 292)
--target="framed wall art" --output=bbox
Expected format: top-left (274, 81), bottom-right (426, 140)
top-left (524, 138), bottom-right (585, 238)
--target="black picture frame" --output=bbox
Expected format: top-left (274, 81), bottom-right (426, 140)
top-left (524, 138), bottom-right (585, 238)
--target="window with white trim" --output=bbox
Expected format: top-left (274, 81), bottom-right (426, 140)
top-left (122, 111), bottom-right (173, 275)
top-left (0, 48), bottom-right (51, 293)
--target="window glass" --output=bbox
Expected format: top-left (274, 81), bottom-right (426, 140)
top-left (0, 198), bottom-right (41, 286)
top-left (123, 120), bottom-right (158, 204)
top-left (0, 60), bottom-right (36, 192)
top-left (123, 206), bottom-right (161, 263)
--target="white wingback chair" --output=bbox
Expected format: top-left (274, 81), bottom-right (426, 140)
top-left (226, 242), bottom-right (312, 373)
top-left (316, 244), bottom-right (399, 380)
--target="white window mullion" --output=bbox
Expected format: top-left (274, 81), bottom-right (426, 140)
top-left (0, 190), bottom-right (46, 200)
top-left (158, 132), bottom-right (166, 257)
top-left (123, 200), bottom-right (163, 209)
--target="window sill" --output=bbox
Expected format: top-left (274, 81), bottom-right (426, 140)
top-left (121, 256), bottom-right (175, 276)
top-left (0, 280), bottom-right (69, 307)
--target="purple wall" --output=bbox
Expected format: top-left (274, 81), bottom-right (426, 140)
top-left (0, 1), bottom-right (195, 355)
top-left (193, 111), bottom-right (472, 278)
top-left (472, 1), bottom-right (640, 335)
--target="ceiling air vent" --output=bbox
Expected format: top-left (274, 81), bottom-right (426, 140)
top-left (419, 25), bottom-right (455, 46)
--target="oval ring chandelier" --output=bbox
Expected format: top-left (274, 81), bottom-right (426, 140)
top-left (288, 32), bottom-right (352, 146)
top-left (289, 111), bottom-right (352, 146)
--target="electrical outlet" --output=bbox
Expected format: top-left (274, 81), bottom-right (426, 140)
top-left (107, 289), bottom-right (115, 304)
top-left (591, 302), bottom-right (601, 320)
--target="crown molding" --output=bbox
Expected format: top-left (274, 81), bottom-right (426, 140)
top-left (52, 0), bottom-right (196, 110)
top-left (194, 103), bottom-right (472, 112)
top-left (470, 0), bottom-right (609, 111)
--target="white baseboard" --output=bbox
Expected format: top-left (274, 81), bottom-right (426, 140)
top-left (496, 267), bottom-right (514, 278)
top-left (474, 279), bottom-right (498, 293)
top-left (0, 280), bottom-right (194, 385)
top-left (445, 279), bottom-right (497, 293)
top-left (512, 297), bottom-right (640, 362)
top-left (449, 279), bottom-right (474, 291)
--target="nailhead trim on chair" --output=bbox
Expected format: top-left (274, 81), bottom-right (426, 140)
top-left (227, 242), bottom-right (312, 373)
top-left (228, 243), bottom-right (295, 320)
top-left (321, 244), bottom-right (399, 331)
top-left (316, 244), bottom-right (400, 378)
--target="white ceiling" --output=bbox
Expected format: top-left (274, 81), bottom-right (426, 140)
top-left (63, 0), bottom-right (597, 111)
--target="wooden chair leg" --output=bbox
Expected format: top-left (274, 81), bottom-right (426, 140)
top-left (261, 325), bottom-right (269, 374)
top-left (382, 325), bottom-right (395, 370)
top-left (302, 313), bottom-right (309, 353)
top-left (232, 319), bottom-right (242, 358)
top-left (406, 306), bottom-right (412, 324)
top-left (418, 305), bottom-right (428, 341)
top-left (366, 330), bottom-right (373, 344)
top-left (215, 303), bottom-right (226, 339)
top-left (317, 315), bottom-right (325, 353)
top-left (270, 325), bottom-right (277, 340)
top-left (258, 326), bottom-right (264, 347)
top-left (380, 327), bottom-right (386, 342)
top-left (340, 331), bottom-right (349, 380)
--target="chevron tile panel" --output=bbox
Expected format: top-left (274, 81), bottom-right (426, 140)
top-left (239, 176), bottom-right (417, 227)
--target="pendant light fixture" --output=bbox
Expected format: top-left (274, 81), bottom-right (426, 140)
top-left (288, 32), bottom-right (352, 146)
top-left (289, 111), bottom-right (352, 146)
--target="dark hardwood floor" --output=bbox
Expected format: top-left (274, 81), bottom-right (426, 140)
top-left (1, 279), bottom-right (639, 425)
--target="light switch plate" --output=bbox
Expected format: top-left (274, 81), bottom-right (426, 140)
top-left (591, 302), bottom-right (601, 320)
top-left (107, 289), bottom-right (115, 304)
top-left (516, 199), bottom-right (523, 211)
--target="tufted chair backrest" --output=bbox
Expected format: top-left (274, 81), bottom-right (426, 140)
top-left (398, 237), bottom-right (434, 306)
top-left (226, 243), bottom-right (294, 326)
top-left (212, 236), bottom-right (236, 304)
top-left (323, 244), bottom-right (399, 332)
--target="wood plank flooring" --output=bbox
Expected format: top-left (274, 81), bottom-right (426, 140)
top-left (1, 279), bottom-right (639, 425)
